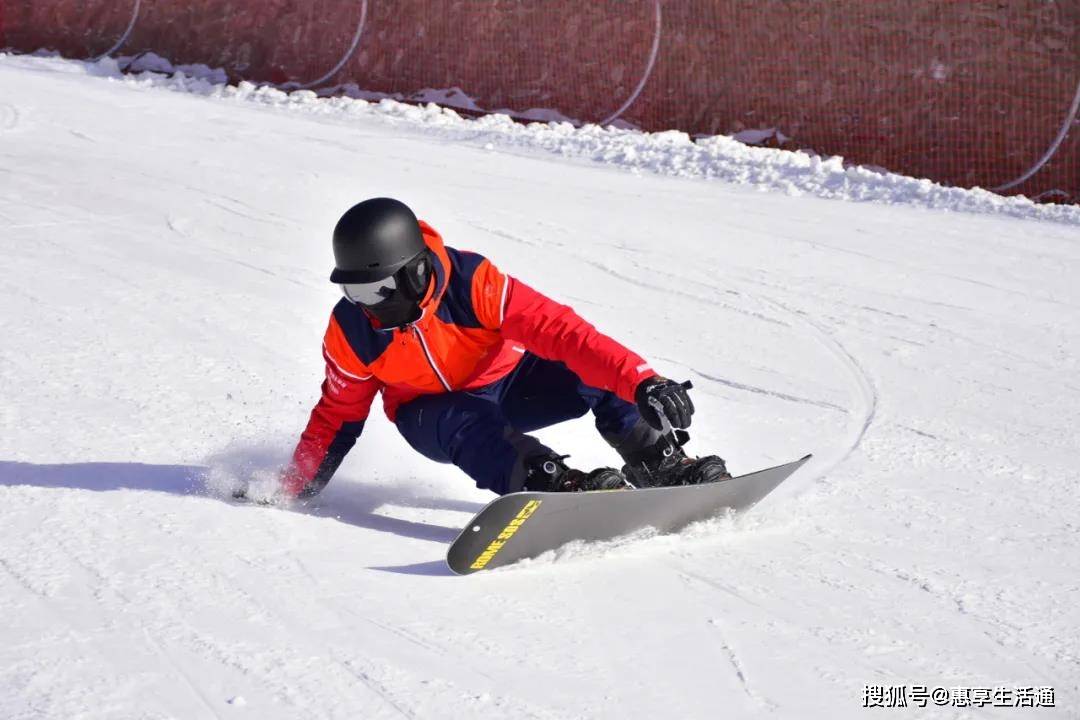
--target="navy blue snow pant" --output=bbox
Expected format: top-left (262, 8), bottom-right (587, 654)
top-left (395, 352), bottom-right (655, 495)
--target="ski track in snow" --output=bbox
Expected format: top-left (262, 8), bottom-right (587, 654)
top-left (669, 365), bottom-right (849, 414)
top-left (707, 617), bottom-right (775, 711)
top-left (2, 53), bottom-right (1080, 719)
top-left (140, 628), bottom-right (227, 720)
top-left (0, 101), bottom-right (20, 133)
top-left (744, 291), bottom-right (879, 481)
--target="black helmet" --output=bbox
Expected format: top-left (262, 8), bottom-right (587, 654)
top-left (330, 198), bottom-right (426, 283)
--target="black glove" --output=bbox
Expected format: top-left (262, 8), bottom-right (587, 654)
top-left (231, 485), bottom-right (280, 506)
top-left (635, 377), bottom-right (695, 430)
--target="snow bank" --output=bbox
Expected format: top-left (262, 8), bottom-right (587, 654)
top-left (7, 52), bottom-right (1079, 226)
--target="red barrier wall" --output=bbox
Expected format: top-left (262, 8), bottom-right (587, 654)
top-left (4, 1), bottom-right (1078, 202)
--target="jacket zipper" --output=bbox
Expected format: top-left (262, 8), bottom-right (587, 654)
top-left (411, 324), bottom-right (452, 392)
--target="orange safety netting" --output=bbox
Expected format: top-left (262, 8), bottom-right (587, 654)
top-left (3, 0), bottom-right (1077, 202)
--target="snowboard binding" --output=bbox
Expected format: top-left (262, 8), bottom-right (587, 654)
top-left (621, 431), bottom-right (730, 488)
top-left (524, 453), bottom-right (631, 493)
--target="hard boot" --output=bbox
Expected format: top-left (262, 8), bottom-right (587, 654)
top-left (523, 452), bottom-right (630, 493)
top-left (620, 431), bottom-right (730, 488)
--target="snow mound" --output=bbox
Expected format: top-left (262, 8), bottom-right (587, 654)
top-left (5, 52), bottom-right (1078, 225)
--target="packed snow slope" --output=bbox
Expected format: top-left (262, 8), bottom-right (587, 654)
top-left (2, 54), bottom-right (1079, 719)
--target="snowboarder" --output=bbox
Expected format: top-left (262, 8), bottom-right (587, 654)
top-left (273, 198), bottom-right (727, 502)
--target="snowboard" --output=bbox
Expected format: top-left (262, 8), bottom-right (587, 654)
top-left (446, 453), bottom-right (812, 575)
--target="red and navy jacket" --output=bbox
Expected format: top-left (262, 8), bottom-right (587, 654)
top-left (283, 221), bottom-right (657, 498)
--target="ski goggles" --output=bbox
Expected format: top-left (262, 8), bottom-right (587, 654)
top-left (341, 275), bottom-right (398, 306)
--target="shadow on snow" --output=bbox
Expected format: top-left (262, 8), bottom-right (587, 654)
top-left (0, 459), bottom-right (482, 576)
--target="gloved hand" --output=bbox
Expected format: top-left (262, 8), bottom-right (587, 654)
top-left (231, 485), bottom-right (280, 506)
top-left (635, 377), bottom-right (695, 430)
top-left (229, 466), bottom-right (297, 506)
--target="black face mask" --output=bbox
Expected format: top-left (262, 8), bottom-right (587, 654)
top-left (341, 251), bottom-right (433, 329)
top-left (365, 293), bottom-right (423, 328)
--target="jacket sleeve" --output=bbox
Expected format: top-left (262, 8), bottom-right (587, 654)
top-left (283, 341), bottom-right (381, 499)
top-left (472, 260), bottom-right (657, 403)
